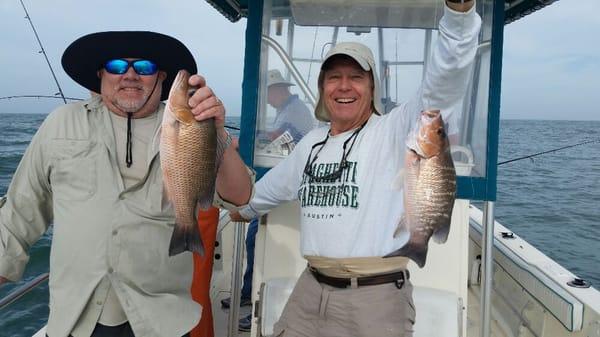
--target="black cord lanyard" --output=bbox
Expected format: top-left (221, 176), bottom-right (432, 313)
top-left (303, 119), bottom-right (368, 183)
top-left (124, 76), bottom-right (160, 168)
top-left (125, 112), bottom-right (133, 167)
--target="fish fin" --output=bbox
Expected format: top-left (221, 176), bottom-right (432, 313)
top-left (391, 168), bottom-right (405, 190)
top-left (432, 221), bottom-right (451, 244)
top-left (383, 243), bottom-right (428, 268)
top-left (162, 181), bottom-right (173, 204)
top-left (393, 214), bottom-right (407, 238)
top-left (168, 223), bottom-right (205, 256)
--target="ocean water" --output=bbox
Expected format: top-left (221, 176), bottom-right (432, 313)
top-left (0, 115), bottom-right (598, 336)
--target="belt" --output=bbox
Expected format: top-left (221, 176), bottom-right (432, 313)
top-left (309, 267), bottom-right (410, 289)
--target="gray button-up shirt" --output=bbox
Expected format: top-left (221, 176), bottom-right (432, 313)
top-left (0, 96), bottom-right (225, 337)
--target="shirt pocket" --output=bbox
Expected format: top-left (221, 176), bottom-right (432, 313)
top-left (50, 139), bottom-right (98, 201)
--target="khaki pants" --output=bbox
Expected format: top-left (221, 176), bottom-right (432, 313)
top-left (273, 268), bottom-right (415, 337)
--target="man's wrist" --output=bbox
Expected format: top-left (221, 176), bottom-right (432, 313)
top-left (216, 129), bottom-right (232, 167)
top-left (217, 129), bottom-right (232, 150)
top-left (445, 0), bottom-right (474, 12)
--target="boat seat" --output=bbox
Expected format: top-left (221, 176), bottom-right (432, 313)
top-left (258, 278), bottom-right (462, 337)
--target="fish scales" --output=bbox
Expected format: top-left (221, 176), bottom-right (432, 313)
top-left (413, 151), bottom-right (456, 238)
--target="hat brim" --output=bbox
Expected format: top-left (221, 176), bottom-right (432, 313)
top-left (322, 51), bottom-right (371, 72)
top-left (61, 31), bottom-right (197, 101)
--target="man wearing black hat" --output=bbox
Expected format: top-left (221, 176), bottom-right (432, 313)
top-left (0, 31), bottom-right (253, 337)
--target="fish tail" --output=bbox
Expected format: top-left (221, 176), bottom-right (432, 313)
top-left (432, 221), bottom-right (451, 244)
top-left (384, 243), bottom-right (429, 268)
top-left (168, 223), bottom-right (205, 256)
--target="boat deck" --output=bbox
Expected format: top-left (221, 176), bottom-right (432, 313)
top-left (212, 290), bottom-right (251, 337)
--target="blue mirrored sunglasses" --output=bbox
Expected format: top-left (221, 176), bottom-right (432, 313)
top-left (103, 59), bottom-right (158, 75)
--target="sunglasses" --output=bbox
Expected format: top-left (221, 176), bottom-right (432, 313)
top-left (103, 59), bottom-right (158, 75)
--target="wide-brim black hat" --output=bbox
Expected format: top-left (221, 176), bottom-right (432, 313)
top-left (62, 31), bottom-right (197, 101)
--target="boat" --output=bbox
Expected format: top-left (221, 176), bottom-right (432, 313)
top-left (2, 0), bottom-right (599, 336)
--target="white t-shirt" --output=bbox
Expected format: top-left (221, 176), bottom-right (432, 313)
top-left (240, 5), bottom-right (481, 258)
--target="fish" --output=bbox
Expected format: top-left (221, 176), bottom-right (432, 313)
top-left (384, 110), bottom-right (456, 268)
top-left (160, 69), bottom-right (217, 256)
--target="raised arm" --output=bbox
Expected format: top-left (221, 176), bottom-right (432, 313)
top-left (391, 0), bottom-right (481, 152)
top-left (421, 0), bottom-right (481, 115)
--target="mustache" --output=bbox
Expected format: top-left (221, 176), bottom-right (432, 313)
top-left (117, 82), bottom-right (144, 91)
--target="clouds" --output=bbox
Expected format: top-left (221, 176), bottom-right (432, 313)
top-left (501, 0), bottom-right (600, 120)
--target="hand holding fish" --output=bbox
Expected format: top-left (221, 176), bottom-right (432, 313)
top-left (188, 74), bottom-right (226, 132)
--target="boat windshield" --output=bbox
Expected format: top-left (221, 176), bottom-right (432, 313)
top-left (253, 0), bottom-right (495, 178)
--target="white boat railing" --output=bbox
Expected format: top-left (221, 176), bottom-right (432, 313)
top-left (480, 202), bottom-right (495, 337)
top-left (469, 205), bottom-right (600, 336)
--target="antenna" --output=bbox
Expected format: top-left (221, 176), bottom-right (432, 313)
top-left (19, 0), bottom-right (67, 104)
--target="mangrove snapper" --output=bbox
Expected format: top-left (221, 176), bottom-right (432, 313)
top-left (160, 70), bottom-right (217, 256)
top-left (385, 110), bottom-right (456, 267)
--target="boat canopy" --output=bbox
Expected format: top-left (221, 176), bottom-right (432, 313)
top-left (205, 0), bottom-right (559, 24)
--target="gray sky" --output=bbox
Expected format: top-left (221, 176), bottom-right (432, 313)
top-left (0, 0), bottom-right (598, 121)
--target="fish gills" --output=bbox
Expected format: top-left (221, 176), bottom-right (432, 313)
top-left (160, 70), bottom-right (217, 256)
top-left (385, 110), bottom-right (456, 267)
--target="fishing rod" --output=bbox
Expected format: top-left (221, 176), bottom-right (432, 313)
top-left (0, 95), bottom-right (242, 130)
top-left (19, 0), bottom-right (67, 104)
top-left (498, 138), bottom-right (600, 166)
top-left (0, 95), bottom-right (82, 101)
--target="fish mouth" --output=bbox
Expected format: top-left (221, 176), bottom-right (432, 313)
top-left (421, 110), bottom-right (441, 121)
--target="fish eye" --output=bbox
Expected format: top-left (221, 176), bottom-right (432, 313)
top-left (437, 128), bottom-right (446, 137)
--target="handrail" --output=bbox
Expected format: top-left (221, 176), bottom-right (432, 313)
top-left (227, 221), bottom-right (246, 337)
top-left (0, 272), bottom-right (49, 310)
top-left (216, 209), bottom-right (246, 337)
top-left (261, 35), bottom-right (318, 107)
top-left (217, 210), bottom-right (233, 235)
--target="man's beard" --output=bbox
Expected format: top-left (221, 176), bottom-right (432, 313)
top-left (113, 90), bottom-right (150, 113)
